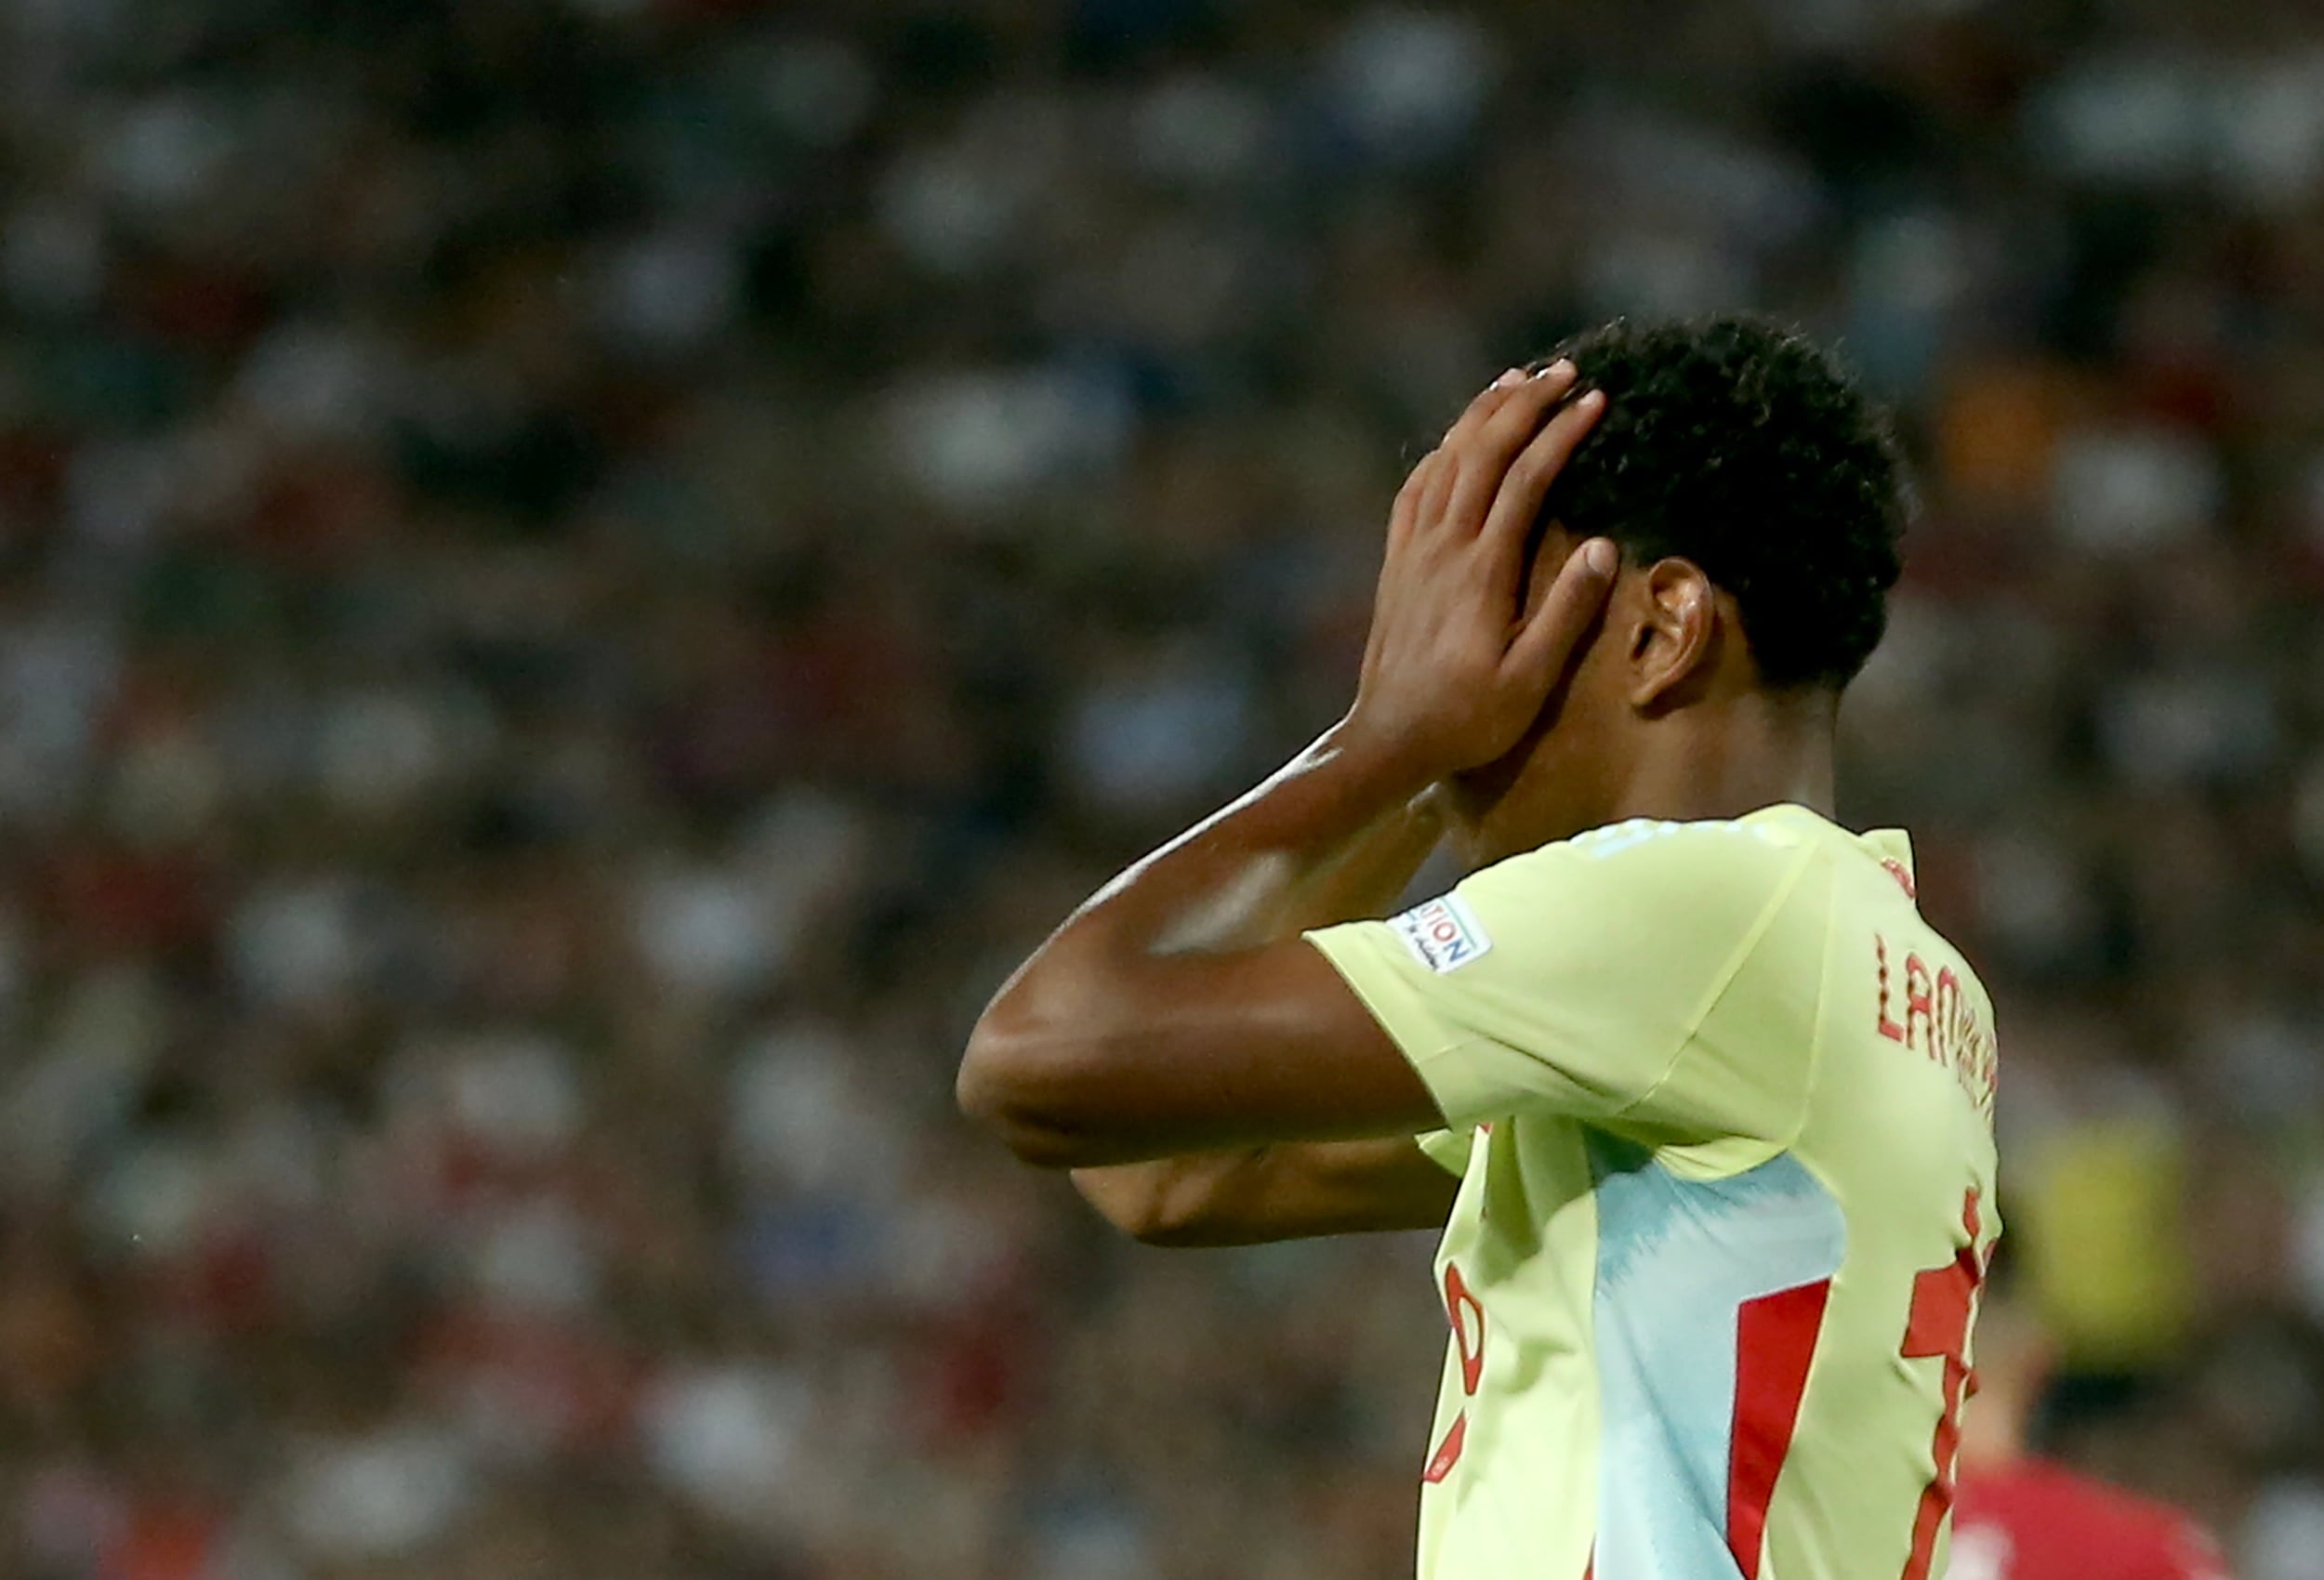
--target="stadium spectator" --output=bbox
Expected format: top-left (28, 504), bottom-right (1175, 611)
top-left (1955, 1257), bottom-right (2229, 1580)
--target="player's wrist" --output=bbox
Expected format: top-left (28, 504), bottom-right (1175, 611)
top-left (1316, 716), bottom-right (1448, 807)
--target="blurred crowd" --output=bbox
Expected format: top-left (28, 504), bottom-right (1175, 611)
top-left (5, 0), bottom-right (2324, 1576)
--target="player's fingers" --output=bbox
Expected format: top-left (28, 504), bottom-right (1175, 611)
top-left (1409, 447), bottom-right (1461, 546)
top-left (1502, 536), bottom-right (1618, 689)
top-left (1439, 366), bottom-right (1532, 451)
top-left (1439, 362), bottom-right (1580, 535)
top-left (1478, 360), bottom-right (1579, 452)
top-left (1388, 450), bottom-right (1441, 546)
top-left (1413, 369), bottom-right (1527, 534)
top-left (1477, 386), bottom-right (1606, 574)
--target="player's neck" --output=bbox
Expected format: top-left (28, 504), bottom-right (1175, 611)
top-left (1459, 691), bottom-right (1839, 866)
top-left (1612, 690), bottom-right (1837, 828)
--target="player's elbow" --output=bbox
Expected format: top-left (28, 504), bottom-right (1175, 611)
top-left (1113, 1200), bottom-right (1237, 1248)
top-left (1101, 1204), bottom-right (1210, 1248)
top-left (1071, 1166), bottom-right (1214, 1246)
top-left (956, 1015), bottom-right (1112, 1169)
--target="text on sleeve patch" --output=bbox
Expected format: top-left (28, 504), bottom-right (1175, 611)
top-left (1390, 894), bottom-right (1494, 974)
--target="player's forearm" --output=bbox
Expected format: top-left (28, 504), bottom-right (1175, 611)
top-left (1091, 725), bottom-right (1445, 952)
top-left (1073, 1138), bottom-right (1459, 1247)
top-left (1273, 778), bottom-right (1453, 933)
top-left (957, 726), bottom-right (1435, 1157)
top-left (1072, 1150), bottom-right (1283, 1246)
top-left (980, 722), bottom-right (1432, 984)
top-left (1024, 739), bottom-right (1443, 1208)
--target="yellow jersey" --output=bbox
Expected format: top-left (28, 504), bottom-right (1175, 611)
top-left (1308, 805), bottom-right (2000, 1580)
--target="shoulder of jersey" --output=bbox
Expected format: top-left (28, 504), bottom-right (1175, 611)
top-left (1561, 814), bottom-right (1807, 863)
top-left (1473, 817), bottom-right (1818, 927)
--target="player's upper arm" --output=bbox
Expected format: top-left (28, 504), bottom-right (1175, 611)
top-left (960, 818), bottom-right (1818, 1168)
top-left (1304, 818), bottom-right (1821, 1139)
top-left (960, 929), bottom-right (1447, 1166)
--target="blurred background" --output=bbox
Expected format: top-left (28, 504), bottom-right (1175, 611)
top-left (3, 0), bottom-right (2324, 1576)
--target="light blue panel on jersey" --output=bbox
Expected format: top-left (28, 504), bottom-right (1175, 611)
top-left (1586, 1134), bottom-right (1847, 1580)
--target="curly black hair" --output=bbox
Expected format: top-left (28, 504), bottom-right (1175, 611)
top-left (1534, 316), bottom-right (1909, 691)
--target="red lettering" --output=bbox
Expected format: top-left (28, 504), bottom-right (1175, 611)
top-left (1444, 1263), bottom-right (1486, 1394)
top-left (1905, 955), bottom-right (1934, 1058)
top-left (1970, 1031), bottom-right (1997, 1113)
top-left (1875, 936), bottom-right (1907, 1044)
top-left (1897, 1191), bottom-right (1987, 1580)
top-left (1423, 1412), bottom-right (1468, 1482)
top-left (1877, 943), bottom-right (2000, 1121)
top-left (1427, 1263), bottom-right (1488, 1484)
top-left (1727, 1279), bottom-right (1832, 1578)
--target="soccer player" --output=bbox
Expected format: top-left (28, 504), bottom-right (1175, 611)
top-left (959, 317), bottom-right (2000, 1580)
top-left (1951, 1261), bottom-right (2227, 1580)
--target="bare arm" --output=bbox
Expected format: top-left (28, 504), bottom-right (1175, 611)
top-left (957, 364), bottom-right (1612, 1168)
top-left (1073, 1137), bottom-right (1461, 1246)
top-left (1066, 783), bottom-right (1459, 1244)
top-left (959, 731), bottom-right (1452, 1167)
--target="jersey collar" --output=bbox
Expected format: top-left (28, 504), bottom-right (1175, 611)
top-left (1746, 802), bottom-right (1916, 887)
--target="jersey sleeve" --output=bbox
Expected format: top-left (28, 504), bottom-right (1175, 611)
top-left (1413, 1127), bottom-right (1474, 1177)
top-left (1306, 819), bottom-right (1819, 1137)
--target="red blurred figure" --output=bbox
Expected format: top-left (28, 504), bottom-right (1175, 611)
top-left (1953, 1273), bottom-right (2226, 1580)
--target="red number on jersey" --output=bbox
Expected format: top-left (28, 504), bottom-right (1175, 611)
top-left (1726, 1278), bottom-right (1834, 1580)
top-left (1445, 1262), bottom-right (1486, 1394)
top-left (1425, 1262), bottom-right (1486, 1483)
top-left (1898, 1189), bottom-right (1987, 1580)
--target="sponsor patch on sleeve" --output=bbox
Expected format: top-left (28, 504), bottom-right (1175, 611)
top-left (1389, 893), bottom-right (1494, 974)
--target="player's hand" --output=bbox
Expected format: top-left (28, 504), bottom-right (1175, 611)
top-left (1340, 362), bottom-right (1615, 783)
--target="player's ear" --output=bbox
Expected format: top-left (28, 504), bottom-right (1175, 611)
top-left (1625, 558), bottom-right (1719, 712)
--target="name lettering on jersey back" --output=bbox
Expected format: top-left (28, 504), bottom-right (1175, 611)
top-left (1874, 934), bottom-right (1996, 1119)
